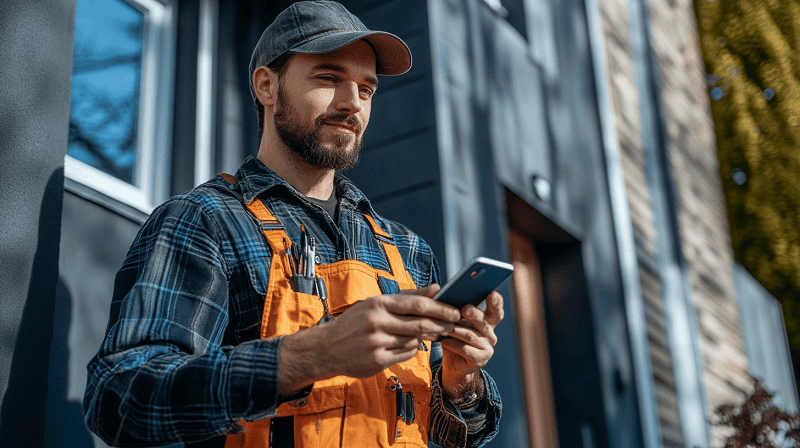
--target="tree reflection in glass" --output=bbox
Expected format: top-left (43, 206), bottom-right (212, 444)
top-left (69, 0), bottom-right (144, 185)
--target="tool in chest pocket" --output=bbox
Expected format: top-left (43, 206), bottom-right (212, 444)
top-left (283, 225), bottom-right (334, 325)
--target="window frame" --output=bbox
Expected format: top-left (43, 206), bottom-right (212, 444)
top-left (65, 0), bottom-right (177, 214)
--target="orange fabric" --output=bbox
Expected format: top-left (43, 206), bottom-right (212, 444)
top-left (225, 198), bottom-right (431, 448)
top-left (363, 214), bottom-right (417, 288)
top-left (219, 173), bottom-right (238, 184)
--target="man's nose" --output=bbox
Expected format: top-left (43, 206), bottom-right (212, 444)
top-left (334, 82), bottom-right (362, 114)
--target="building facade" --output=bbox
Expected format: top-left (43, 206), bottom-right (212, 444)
top-left (0, 0), bottom-right (796, 447)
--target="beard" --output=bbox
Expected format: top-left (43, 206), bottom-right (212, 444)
top-left (273, 80), bottom-right (363, 172)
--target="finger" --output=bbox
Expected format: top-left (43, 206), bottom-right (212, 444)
top-left (383, 345), bottom-right (423, 366)
top-left (439, 337), bottom-right (492, 368)
top-left (385, 294), bottom-right (461, 322)
top-left (388, 314), bottom-right (456, 337)
top-left (356, 297), bottom-right (456, 337)
top-left (461, 305), bottom-right (493, 338)
top-left (400, 283), bottom-right (441, 298)
top-left (388, 335), bottom-right (425, 355)
top-left (444, 325), bottom-right (496, 349)
top-left (483, 292), bottom-right (504, 326)
top-left (420, 333), bottom-right (442, 342)
top-left (464, 314), bottom-right (498, 347)
top-left (378, 333), bottom-right (422, 350)
top-left (455, 317), bottom-right (473, 328)
top-left (461, 304), bottom-right (485, 323)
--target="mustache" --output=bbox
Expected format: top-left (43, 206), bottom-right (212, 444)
top-left (317, 113), bottom-right (363, 134)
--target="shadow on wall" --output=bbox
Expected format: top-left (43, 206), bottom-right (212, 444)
top-left (44, 276), bottom-right (183, 448)
top-left (43, 277), bottom-right (96, 447)
top-left (0, 167), bottom-right (183, 448)
top-left (0, 169), bottom-right (64, 448)
top-left (40, 211), bottom-right (182, 447)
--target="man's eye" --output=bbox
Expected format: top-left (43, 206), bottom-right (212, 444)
top-left (318, 75), bottom-right (336, 82)
top-left (360, 88), bottom-right (374, 98)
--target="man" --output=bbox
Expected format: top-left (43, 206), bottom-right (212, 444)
top-left (84, 2), bottom-right (503, 447)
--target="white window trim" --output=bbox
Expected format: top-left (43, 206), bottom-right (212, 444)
top-left (65, 0), bottom-right (177, 215)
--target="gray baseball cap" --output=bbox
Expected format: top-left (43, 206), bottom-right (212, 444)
top-left (249, 1), bottom-right (412, 101)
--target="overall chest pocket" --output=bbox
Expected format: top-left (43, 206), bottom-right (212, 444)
top-left (243, 258), bottom-right (326, 337)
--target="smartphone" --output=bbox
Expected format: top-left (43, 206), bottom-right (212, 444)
top-left (432, 257), bottom-right (514, 308)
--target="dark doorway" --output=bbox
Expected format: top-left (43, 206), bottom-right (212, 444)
top-left (507, 191), bottom-right (609, 448)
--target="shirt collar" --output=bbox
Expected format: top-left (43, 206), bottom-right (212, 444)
top-left (234, 156), bottom-right (377, 215)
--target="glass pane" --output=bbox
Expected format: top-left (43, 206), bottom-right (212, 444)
top-left (69, 0), bottom-right (145, 184)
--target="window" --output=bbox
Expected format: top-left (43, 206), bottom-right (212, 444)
top-left (66, 0), bottom-right (176, 213)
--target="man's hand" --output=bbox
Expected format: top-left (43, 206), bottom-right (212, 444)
top-left (439, 291), bottom-right (504, 401)
top-left (277, 286), bottom-right (461, 397)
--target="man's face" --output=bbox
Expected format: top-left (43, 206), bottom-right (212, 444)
top-left (272, 40), bottom-right (378, 172)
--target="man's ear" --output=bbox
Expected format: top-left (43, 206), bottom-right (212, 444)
top-left (252, 66), bottom-right (278, 109)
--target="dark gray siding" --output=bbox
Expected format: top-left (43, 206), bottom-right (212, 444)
top-left (428, 0), bottom-right (643, 446)
top-left (0, 0), bottom-right (651, 446)
top-left (43, 190), bottom-right (145, 448)
top-left (344, 0), bottom-right (446, 268)
top-left (0, 1), bottom-right (75, 446)
top-left (170, 0), bottom-right (201, 194)
top-left (215, 0), bottom-right (294, 172)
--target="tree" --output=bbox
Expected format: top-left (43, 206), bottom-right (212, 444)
top-left (693, 0), bottom-right (800, 381)
top-left (714, 377), bottom-right (800, 447)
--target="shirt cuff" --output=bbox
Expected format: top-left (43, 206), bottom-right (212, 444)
top-left (226, 336), bottom-right (299, 423)
top-left (430, 367), bottom-right (502, 448)
top-left (430, 366), bottom-right (469, 448)
top-left (452, 372), bottom-right (489, 432)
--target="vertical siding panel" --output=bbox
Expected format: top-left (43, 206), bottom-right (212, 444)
top-left (340, 0), bottom-right (444, 258)
top-left (647, 0), bottom-right (749, 445)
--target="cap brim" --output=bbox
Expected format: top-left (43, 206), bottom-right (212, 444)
top-left (290, 30), bottom-right (412, 76)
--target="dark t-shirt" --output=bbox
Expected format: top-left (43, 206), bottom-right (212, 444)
top-left (307, 189), bottom-right (338, 220)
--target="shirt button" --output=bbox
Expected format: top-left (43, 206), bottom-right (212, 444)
top-left (315, 255), bottom-right (321, 264)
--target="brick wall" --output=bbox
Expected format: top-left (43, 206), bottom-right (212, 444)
top-left (598, 0), bottom-right (683, 445)
top-left (647, 0), bottom-right (750, 445)
top-left (597, 0), bottom-right (750, 445)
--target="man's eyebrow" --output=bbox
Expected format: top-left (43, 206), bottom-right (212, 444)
top-left (312, 63), bottom-right (379, 87)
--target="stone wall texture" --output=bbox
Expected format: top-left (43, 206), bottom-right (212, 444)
top-left (649, 0), bottom-right (750, 445)
top-left (597, 0), bottom-right (751, 445)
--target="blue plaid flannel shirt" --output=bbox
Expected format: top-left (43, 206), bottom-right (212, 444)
top-left (84, 156), bottom-right (501, 447)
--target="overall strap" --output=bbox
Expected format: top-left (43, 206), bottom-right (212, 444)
top-left (244, 198), bottom-right (284, 231)
top-left (363, 214), bottom-right (416, 287)
top-left (243, 198), bottom-right (289, 266)
top-left (221, 172), bottom-right (415, 287)
top-left (219, 173), bottom-right (286, 246)
top-left (219, 173), bottom-right (238, 184)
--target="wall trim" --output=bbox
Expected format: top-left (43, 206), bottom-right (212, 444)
top-left (583, 0), bottom-right (664, 446)
top-left (64, 176), bottom-right (149, 225)
top-left (628, 0), bottom-right (712, 445)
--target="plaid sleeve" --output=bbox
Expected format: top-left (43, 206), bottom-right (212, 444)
top-left (428, 343), bottom-right (502, 448)
top-left (83, 198), bottom-right (283, 446)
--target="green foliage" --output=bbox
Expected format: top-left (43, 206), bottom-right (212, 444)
top-left (693, 0), bottom-right (800, 352)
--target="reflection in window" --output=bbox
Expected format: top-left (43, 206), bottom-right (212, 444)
top-left (69, 0), bottom-right (144, 184)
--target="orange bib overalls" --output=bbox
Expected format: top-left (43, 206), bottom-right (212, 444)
top-left (224, 195), bottom-right (432, 448)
